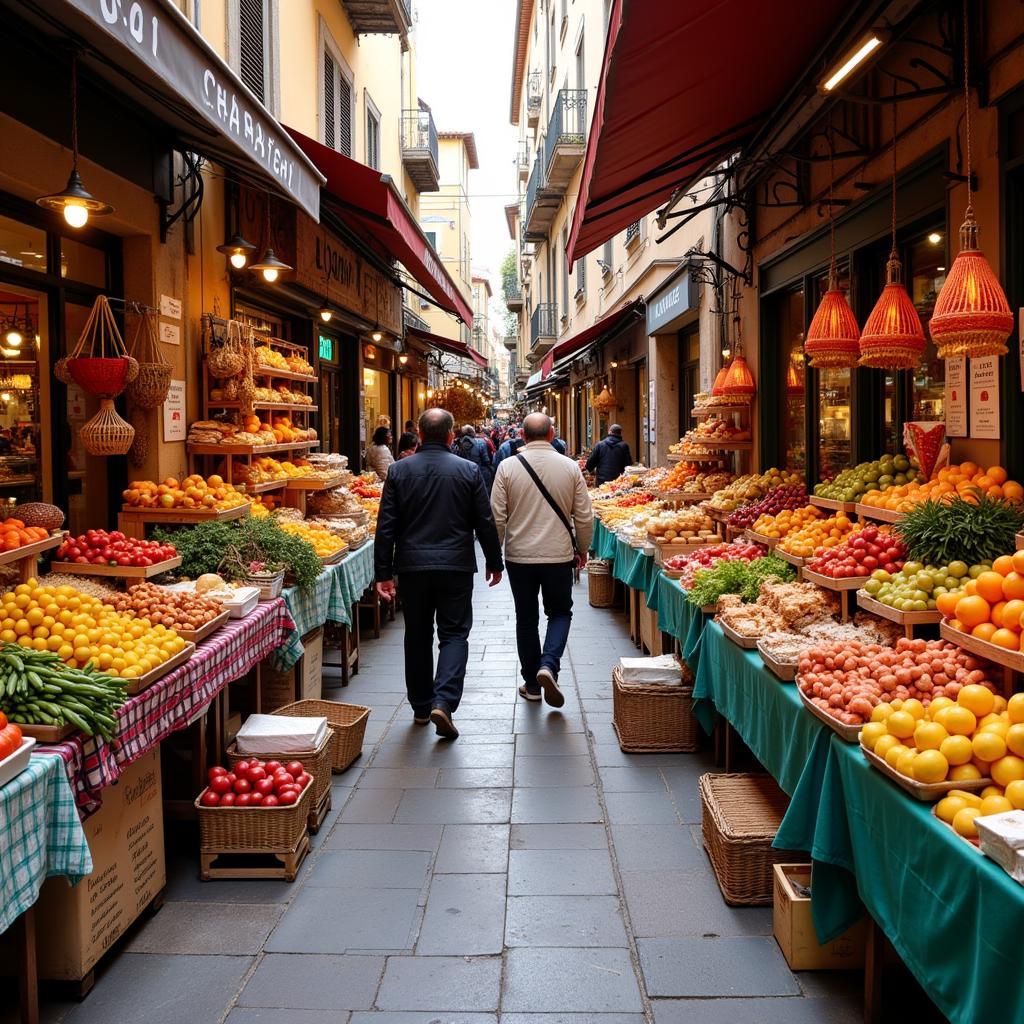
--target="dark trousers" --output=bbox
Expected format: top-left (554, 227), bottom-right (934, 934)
top-left (506, 561), bottom-right (574, 687)
top-left (399, 570), bottom-right (474, 715)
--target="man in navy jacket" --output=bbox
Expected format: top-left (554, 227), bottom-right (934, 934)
top-left (585, 424), bottom-right (632, 485)
top-left (375, 408), bottom-right (504, 739)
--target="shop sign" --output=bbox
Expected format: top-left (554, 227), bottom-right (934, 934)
top-left (159, 322), bottom-right (180, 345)
top-left (160, 295), bottom-right (181, 319)
top-left (944, 357), bottom-right (967, 437)
top-left (969, 356), bottom-right (1000, 440)
top-left (65, 0), bottom-right (322, 218)
top-left (318, 334), bottom-right (334, 362)
top-left (646, 270), bottom-right (696, 334)
top-left (162, 379), bottom-right (187, 442)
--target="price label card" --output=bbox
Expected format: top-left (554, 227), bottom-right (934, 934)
top-left (160, 295), bottom-right (182, 319)
top-left (969, 355), bottom-right (1000, 439)
top-left (163, 379), bottom-right (187, 442)
top-left (945, 356), bottom-right (967, 437)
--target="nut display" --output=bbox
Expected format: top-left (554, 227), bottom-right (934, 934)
top-left (108, 582), bottom-right (224, 632)
top-left (645, 509), bottom-right (716, 542)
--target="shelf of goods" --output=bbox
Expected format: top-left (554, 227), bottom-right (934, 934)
top-left (666, 453), bottom-right (729, 463)
top-left (743, 528), bottom-right (779, 548)
top-left (49, 555), bottom-right (183, 578)
top-left (117, 502), bottom-right (249, 539)
top-left (939, 620), bottom-right (1024, 676)
top-left (774, 548), bottom-right (807, 572)
top-left (856, 590), bottom-right (940, 638)
top-left (854, 502), bottom-right (902, 523)
top-left (810, 495), bottom-right (858, 515)
top-left (0, 533), bottom-right (66, 582)
top-left (691, 403), bottom-right (753, 418)
top-left (801, 567), bottom-right (865, 621)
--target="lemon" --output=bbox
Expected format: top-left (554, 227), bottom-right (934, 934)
top-left (870, 703), bottom-right (894, 723)
top-left (978, 713), bottom-right (1006, 732)
top-left (973, 732), bottom-right (1007, 763)
top-left (994, 696), bottom-right (1009, 714)
top-left (1004, 780), bottom-right (1024, 809)
top-left (897, 749), bottom-right (918, 777)
top-left (990, 755), bottom-right (1024, 788)
top-left (1004, 724), bottom-right (1024, 758)
top-left (887, 711), bottom-right (916, 739)
top-left (1008, 694), bottom-right (1024, 724)
top-left (861, 722), bottom-right (887, 751)
top-left (914, 721), bottom-right (948, 750)
top-left (911, 749), bottom-right (949, 783)
top-left (873, 733), bottom-right (901, 761)
top-left (944, 706), bottom-right (978, 736)
top-left (981, 785), bottom-right (1005, 800)
top-left (953, 806), bottom-right (982, 838)
top-left (950, 763), bottom-right (983, 781)
top-left (928, 697), bottom-right (955, 715)
top-left (936, 795), bottom-right (968, 823)
top-left (903, 698), bottom-right (926, 721)
top-left (885, 743), bottom-right (910, 768)
top-left (981, 794), bottom-right (1014, 816)
top-left (958, 684), bottom-right (996, 718)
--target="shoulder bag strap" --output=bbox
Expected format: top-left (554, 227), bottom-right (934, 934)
top-left (515, 453), bottom-right (578, 554)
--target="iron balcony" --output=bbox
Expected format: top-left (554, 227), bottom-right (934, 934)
top-left (401, 109), bottom-right (440, 192)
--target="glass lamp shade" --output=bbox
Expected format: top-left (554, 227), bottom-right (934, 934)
top-left (804, 284), bottom-right (860, 368)
top-left (710, 365), bottom-right (730, 396)
top-left (721, 354), bottom-right (755, 396)
top-left (930, 214), bottom-right (1013, 359)
top-left (859, 254), bottom-right (925, 370)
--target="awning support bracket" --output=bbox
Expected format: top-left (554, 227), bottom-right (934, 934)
top-left (159, 150), bottom-right (205, 249)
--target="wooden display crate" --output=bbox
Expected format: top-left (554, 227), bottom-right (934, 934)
top-left (809, 495), bottom-right (858, 514)
top-left (0, 533), bottom-right (67, 582)
top-left (854, 503), bottom-right (902, 523)
top-left (176, 609), bottom-right (231, 644)
top-left (118, 504), bottom-right (249, 539)
top-left (856, 591), bottom-right (939, 638)
top-left (125, 642), bottom-right (196, 694)
top-left (743, 528), bottom-right (779, 548)
top-left (939, 621), bottom-right (1021, 695)
top-left (49, 555), bottom-right (183, 578)
top-left (860, 739), bottom-right (990, 801)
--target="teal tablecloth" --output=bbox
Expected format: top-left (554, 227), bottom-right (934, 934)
top-left (613, 538), bottom-right (659, 603)
top-left (655, 574), bottom-right (712, 690)
top-left (0, 753), bottom-right (92, 935)
top-left (591, 519), bottom-right (618, 560)
top-left (275, 541), bottom-right (375, 669)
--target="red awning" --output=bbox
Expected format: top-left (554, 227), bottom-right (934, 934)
top-left (567, 0), bottom-right (849, 263)
top-left (542, 299), bottom-right (645, 377)
top-left (286, 127), bottom-right (474, 326)
top-left (407, 327), bottom-right (487, 368)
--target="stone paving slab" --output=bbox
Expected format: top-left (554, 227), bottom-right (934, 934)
top-left (501, 948), bottom-right (644, 1013)
top-left (417, 873), bottom-right (507, 954)
top-left (238, 953), bottom-right (383, 1010)
top-left (505, 895), bottom-right (628, 947)
top-left (436, 824), bottom-right (510, 873)
top-left (376, 956), bottom-right (502, 1011)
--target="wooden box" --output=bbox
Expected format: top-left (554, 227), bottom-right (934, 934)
top-left (261, 628), bottom-right (324, 712)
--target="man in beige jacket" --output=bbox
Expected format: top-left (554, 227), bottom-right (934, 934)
top-left (491, 413), bottom-right (593, 706)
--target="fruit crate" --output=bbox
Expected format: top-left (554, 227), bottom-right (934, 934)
top-left (856, 591), bottom-right (939, 639)
top-left (854, 503), bottom-right (902, 524)
top-left (49, 555), bottom-right (183, 578)
top-left (796, 685), bottom-right (863, 742)
top-left (719, 620), bottom-right (759, 650)
top-left (860, 740), bottom-right (990, 803)
top-left (809, 495), bottom-right (858, 514)
top-left (611, 664), bottom-right (699, 753)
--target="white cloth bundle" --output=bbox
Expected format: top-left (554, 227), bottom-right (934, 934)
top-left (235, 714), bottom-right (329, 754)
top-left (618, 654), bottom-right (683, 686)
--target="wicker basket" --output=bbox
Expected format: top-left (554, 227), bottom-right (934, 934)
top-left (126, 307), bottom-right (172, 408)
top-left (612, 664), bottom-right (699, 753)
top-left (227, 730), bottom-right (333, 829)
top-left (273, 699), bottom-right (371, 772)
top-left (195, 780), bottom-right (312, 852)
top-left (80, 399), bottom-right (135, 455)
top-left (587, 560), bottom-right (614, 607)
top-left (698, 773), bottom-right (805, 905)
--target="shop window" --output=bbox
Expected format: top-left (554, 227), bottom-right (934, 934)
top-left (777, 286), bottom-right (806, 474)
top-left (322, 39), bottom-right (353, 157)
top-left (813, 266), bottom-right (851, 478)
top-left (363, 367), bottom-right (391, 451)
top-left (908, 232), bottom-right (946, 421)
top-left (0, 217), bottom-right (46, 275)
top-left (61, 237), bottom-right (106, 289)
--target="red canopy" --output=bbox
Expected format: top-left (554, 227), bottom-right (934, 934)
top-left (543, 299), bottom-right (645, 377)
top-left (407, 327), bottom-right (487, 368)
top-left (567, 0), bottom-right (849, 264)
top-left (286, 127), bottom-right (474, 326)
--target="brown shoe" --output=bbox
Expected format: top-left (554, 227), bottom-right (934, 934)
top-left (429, 706), bottom-right (459, 739)
top-left (536, 667), bottom-right (565, 708)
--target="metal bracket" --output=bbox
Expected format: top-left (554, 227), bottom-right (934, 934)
top-left (158, 151), bottom-right (205, 249)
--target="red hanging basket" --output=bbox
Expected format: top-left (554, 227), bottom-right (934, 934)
top-left (859, 254), bottom-right (925, 371)
top-left (68, 357), bottom-right (136, 397)
top-left (931, 213), bottom-right (1013, 359)
top-left (721, 354), bottom-right (756, 397)
top-left (60, 296), bottom-right (138, 398)
top-left (804, 286), bottom-right (860, 368)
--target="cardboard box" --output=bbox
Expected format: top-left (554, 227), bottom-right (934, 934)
top-left (772, 863), bottom-right (865, 971)
top-left (299, 627), bottom-right (323, 701)
top-left (261, 627), bottom-right (323, 712)
top-left (34, 747), bottom-right (165, 982)
top-left (638, 600), bottom-right (664, 655)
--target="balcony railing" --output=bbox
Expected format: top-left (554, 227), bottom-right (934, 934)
top-left (503, 278), bottom-right (522, 310)
top-left (525, 155), bottom-right (542, 229)
top-left (530, 303), bottom-right (557, 349)
top-left (625, 221), bottom-right (641, 246)
top-left (543, 89), bottom-right (587, 175)
top-left (516, 140), bottom-right (530, 178)
top-left (401, 109), bottom-right (439, 191)
top-left (527, 71), bottom-right (542, 113)
top-left (504, 333), bottom-right (519, 351)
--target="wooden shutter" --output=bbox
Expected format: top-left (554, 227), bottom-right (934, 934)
top-left (323, 50), bottom-right (336, 150)
top-left (238, 0), bottom-right (265, 103)
top-left (338, 73), bottom-right (352, 156)
top-left (367, 111), bottom-right (380, 170)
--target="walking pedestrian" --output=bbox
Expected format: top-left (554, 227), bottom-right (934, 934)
top-left (365, 426), bottom-right (395, 479)
top-left (397, 430), bottom-right (418, 458)
top-left (455, 425), bottom-right (494, 490)
top-left (585, 423), bottom-right (632, 485)
top-left (491, 412), bottom-right (593, 706)
top-left (375, 408), bottom-right (504, 739)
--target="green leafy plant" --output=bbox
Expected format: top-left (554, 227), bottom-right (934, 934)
top-left (686, 555), bottom-right (794, 608)
top-left (893, 496), bottom-right (1024, 568)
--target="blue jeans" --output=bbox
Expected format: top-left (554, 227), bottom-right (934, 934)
top-left (506, 561), bottom-right (574, 687)
top-left (399, 571), bottom-right (474, 715)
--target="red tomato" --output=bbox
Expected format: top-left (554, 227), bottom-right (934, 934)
top-left (249, 792), bottom-right (264, 804)
top-left (285, 761), bottom-right (304, 778)
top-left (296, 772), bottom-right (312, 790)
top-left (254, 778), bottom-right (275, 796)
top-left (235, 760), bottom-right (250, 772)
top-left (210, 775), bottom-right (232, 795)
top-left (200, 790), bottom-right (220, 807)
top-left (208, 766), bottom-right (228, 780)
top-left (219, 792), bottom-right (236, 806)
top-left (233, 778), bottom-right (252, 794)
top-left (278, 790), bottom-right (298, 805)
top-left (262, 794), bottom-right (279, 807)
top-left (265, 761), bottom-right (282, 774)
top-left (274, 772), bottom-right (295, 788)
top-left (235, 793), bottom-right (253, 806)
top-left (247, 766), bottom-right (267, 781)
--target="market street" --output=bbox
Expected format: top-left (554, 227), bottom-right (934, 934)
top-left (18, 568), bottom-right (865, 1024)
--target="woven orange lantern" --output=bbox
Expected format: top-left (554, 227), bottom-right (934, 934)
top-left (804, 275), bottom-right (860, 368)
top-left (785, 356), bottom-right (804, 396)
top-left (710, 364), bottom-right (729, 396)
top-left (721, 354), bottom-right (755, 396)
top-left (859, 251), bottom-right (925, 370)
top-left (931, 212), bottom-right (1013, 359)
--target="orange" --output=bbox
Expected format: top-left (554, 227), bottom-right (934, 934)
top-left (1002, 599), bottom-right (1024, 631)
top-left (936, 592), bottom-right (960, 618)
top-left (972, 622), bottom-right (998, 642)
top-left (988, 466), bottom-right (1009, 485)
top-left (994, 555), bottom-right (1016, 577)
top-left (992, 628), bottom-right (1020, 651)
top-left (1003, 572), bottom-right (1024, 601)
top-left (991, 601), bottom-right (1008, 626)
top-left (963, 580), bottom-right (978, 597)
top-left (1005, 482), bottom-right (1024, 503)
top-left (959, 683), bottom-right (996, 718)
top-left (961, 461), bottom-right (980, 479)
top-left (976, 571), bottom-right (1007, 604)
top-left (955, 594), bottom-right (991, 630)
top-left (1012, 551), bottom-right (1024, 575)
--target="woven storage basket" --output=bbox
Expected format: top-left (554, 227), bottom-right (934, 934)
top-left (80, 399), bottom-right (135, 455)
top-left (612, 663), bottom-right (699, 753)
top-left (126, 307), bottom-right (172, 408)
top-left (227, 730), bottom-right (333, 829)
top-left (195, 779), bottom-right (312, 852)
top-left (587, 560), bottom-right (614, 607)
top-left (245, 570), bottom-right (285, 600)
top-left (698, 773), bottom-right (804, 905)
top-left (273, 699), bottom-right (371, 772)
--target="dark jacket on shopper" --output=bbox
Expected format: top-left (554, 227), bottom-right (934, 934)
top-left (494, 435), bottom-right (566, 467)
top-left (375, 442), bottom-right (504, 580)
top-left (455, 435), bottom-right (494, 488)
top-left (585, 434), bottom-right (633, 485)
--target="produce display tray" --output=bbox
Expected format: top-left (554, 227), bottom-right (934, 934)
top-left (653, 540), bottom-right (715, 567)
top-left (687, 440), bottom-right (753, 450)
top-left (0, 736), bottom-right (35, 788)
top-left (801, 567), bottom-right (868, 592)
top-left (186, 441), bottom-right (319, 456)
top-left (176, 610), bottom-right (231, 644)
top-left (161, 582), bottom-right (261, 618)
top-left (856, 591), bottom-right (940, 626)
top-left (743, 529), bottom-right (779, 549)
top-left (757, 643), bottom-right (797, 681)
top-left (860, 739), bottom-right (990, 801)
top-left (797, 685), bottom-right (863, 741)
top-left (854, 503), bottom-right (902, 523)
top-left (774, 548), bottom-right (808, 569)
top-left (930, 804), bottom-right (982, 851)
top-left (125, 642), bottom-right (196, 695)
top-left (286, 474), bottom-right (346, 491)
top-left (119, 504), bottom-right (249, 522)
top-left (939, 621), bottom-right (1024, 673)
top-left (666, 453), bottom-right (729, 463)
top-left (242, 480), bottom-right (288, 494)
top-left (209, 401), bottom-right (319, 412)
top-left (14, 720), bottom-right (75, 742)
top-left (719, 619), bottom-right (759, 650)
top-left (700, 504), bottom-right (729, 521)
top-left (251, 366), bottom-right (318, 383)
top-left (810, 496), bottom-right (859, 514)
top-left (49, 555), bottom-right (183, 578)
top-left (690, 402), bottom-right (751, 416)
top-left (321, 548), bottom-right (348, 566)
top-left (0, 533), bottom-right (66, 566)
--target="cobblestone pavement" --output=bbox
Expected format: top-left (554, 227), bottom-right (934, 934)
top-left (32, 569), bottom-right (865, 1024)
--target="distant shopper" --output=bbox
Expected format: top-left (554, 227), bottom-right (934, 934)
top-left (375, 409), bottom-right (504, 739)
top-left (494, 425), bottom-right (565, 467)
top-left (491, 412), bottom-right (592, 706)
top-left (455, 425), bottom-right (494, 490)
top-left (365, 426), bottom-right (395, 479)
top-left (397, 431), bottom-right (419, 458)
top-left (586, 424), bottom-right (632, 485)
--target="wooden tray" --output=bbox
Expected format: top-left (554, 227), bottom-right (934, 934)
top-left (666, 453), bottom-right (729, 463)
top-left (653, 539), bottom-right (716, 567)
top-left (854, 503), bottom-right (902, 523)
top-left (757, 642), bottom-right (798, 681)
top-left (658, 491), bottom-right (710, 505)
top-left (49, 555), bottom-right (183, 578)
top-left (861, 739), bottom-right (990, 801)
top-left (856, 591), bottom-right (940, 627)
top-left (286, 474), bottom-right (346, 492)
top-left (774, 547), bottom-right (808, 569)
top-left (242, 479), bottom-right (288, 494)
top-left (719, 619), bottom-right (759, 649)
top-left (810, 495), bottom-right (859, 514)
top-left (801, 567), bottom-right (868, 592)
top-left (251, 366), bottom-right (318, 383)
top-left (176, 609), bottom-right (231, 644)
top-left (186, 441), bottom-right (319, 456)
top-left (13, 720), bottom-right (76, 742)
top-left (939, 621), bottom-right (1024, 673)
top-left (688, 440), bottom-right (753, 450)
top-left (701, 504), bottom-right (729, 522)
top-left (743, 529), bottom-right (779, 548)
top-left (321, 547), bottom-right (348, 566)
top-left (119, 504), bottom-right (249, 522)
top-left (0, 533), bottom-right (66, 566)
top-left (930, 804), bottom-right (983, 852)
top-left (797, 685), bottom-right (863, 741)
top-left (125, 642), bottom-right (196, 694)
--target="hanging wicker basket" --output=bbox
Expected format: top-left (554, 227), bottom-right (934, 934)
top-left (126, 308), bottom-right (172, 409)
top-left (207, 318), bottom-right (246, 379)
top-left (80, 398), bottom-right (135, 456)
top-left (238, 326), bottom-right (257, 415)
top-left (64, 296), bottom-right (138, 398)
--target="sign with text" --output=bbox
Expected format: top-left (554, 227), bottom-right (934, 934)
top-left (162, 379), bottom-right (187, 442)
top-left (159, 295), bottom-right (181, 319)
top-left (944, 356), bottom-right (967, 437)
top-left (969, 355), bottom-right (1000, 440)
top-left (159, 322), bottom-right (180, 346)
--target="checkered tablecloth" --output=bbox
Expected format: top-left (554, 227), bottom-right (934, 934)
top-left (35, 598), bottom-right (294, 815)
top-left (274, 542), bottom-right (375, 670)
top-left (0, 752), bottom-right (92, 935)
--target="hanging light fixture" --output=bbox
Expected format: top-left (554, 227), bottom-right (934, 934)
top-left (217, 233), bottom-right (257, 269)
top-left (710, 364), bottom-right (729, 396)
top-left (319, 307), bottom-right (333, 322)
top-left (722, 315), bottom-right (756, 396)
top-left (859, 98), bottom-right (925, 370)
top-left (786, 352), bottom-right (805, 396)
top-left (250, 196), bottom-right (292, 282)
top-left (930, 0), bottom-right (1013, 359)
top-left (36, 55), bottom-right (113, 228)
top-left (371, 325), bottom-right (384, 343)
top-left (805, 127), bottom-right (861, 368)
top-left (398, 349), bottom-right (409, 367)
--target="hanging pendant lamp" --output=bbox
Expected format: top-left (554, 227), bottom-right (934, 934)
top-left (929, 3), bottom-right (1011, 359)
top-left (859, 250), bottom-right (926, 369)
top-left (721, 315), bottom-right (756, 396)
top-left (710, 364), bottom-right (729, 396)
top-left (785, 355), bottom-right (804, 397)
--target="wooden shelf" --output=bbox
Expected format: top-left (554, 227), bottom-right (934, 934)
top-left (50, 555), bottom-right (183, 578)
top-left (691, 404), bottom-right (752, 418)
top-left (939, 621), bottom-right (1024, 674)
top-left (681, 440), bottom-right (753, 451)
top-left (251, 366), bottom-right (318, 383)
top-left (0, 533), bottom-right (65, 567)
top-left (241, 479), bottom-right (289, 494)
top-left (743, 528), bottom-right (779, 548)
top-left (774, 547), bottom-right (808, 570)
top-left (666, 453), bottom-right (729, 463)
top-left (208, 401), bottom-right (318, 412)
top-left (856, 591), bottom-right (940, 638)
top-left (0, 475), bottom-right (36, 488)
top-left (801, 567), bottom-right (868, 592)
top-left (854, 503), bottom-right (902, 523)
top-left (286, 474), bottom-right (346, 492)
top-left (187, 441), bottom-right (319, 456)
top-left (125, 642), bottom-right (196, 695)
top-left (810, 495), bottom-right (859, 514)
